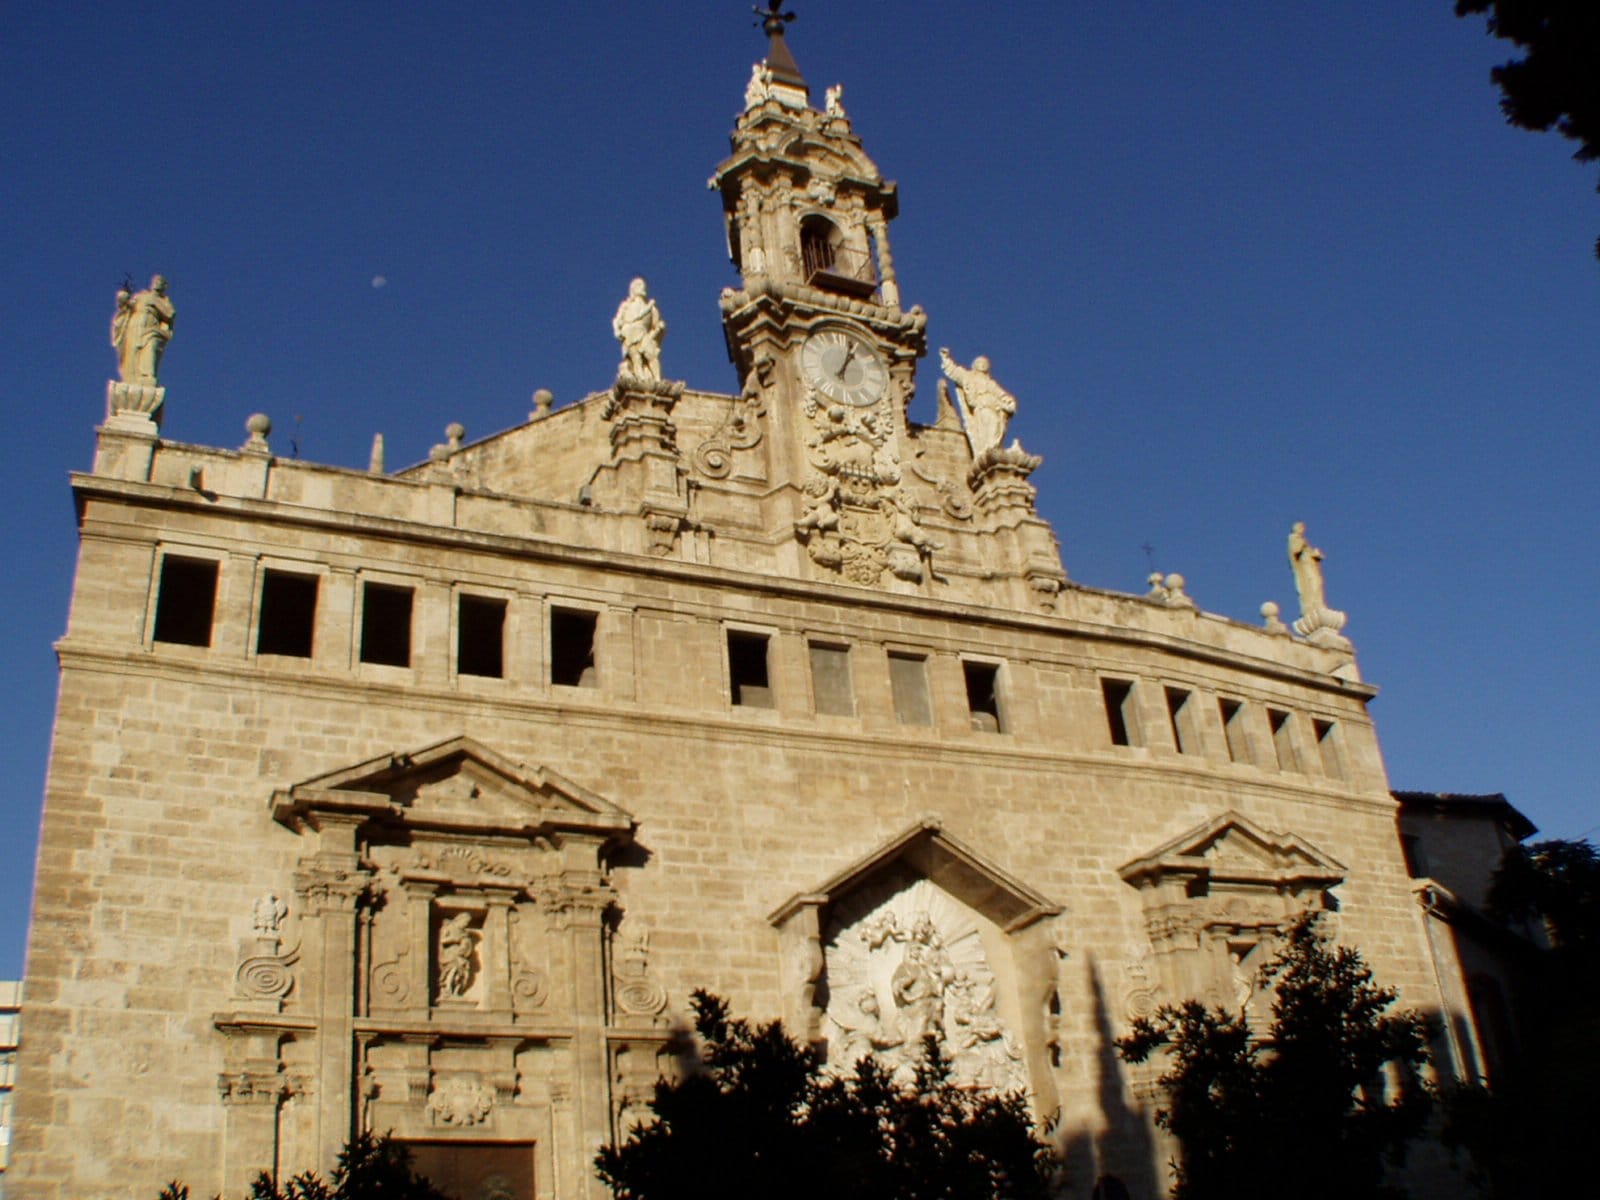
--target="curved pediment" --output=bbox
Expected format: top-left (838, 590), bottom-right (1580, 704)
top-left (270, 734), bottom-right (635, 843)
top-left (1118, 811), bottom-right (1345, 893)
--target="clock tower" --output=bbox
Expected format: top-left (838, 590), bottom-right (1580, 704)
top-left (709, 6), bottom-right (1066, 602)
top-left (711, 6), bottom-right (943, 588)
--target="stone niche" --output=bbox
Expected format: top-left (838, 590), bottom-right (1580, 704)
top-left (214, 736), bottom-right (666, 1200)
top-left (769, 821), bottom-right (1062, 1101)
top-left (1117, 812), bottom-right (1346, 1024)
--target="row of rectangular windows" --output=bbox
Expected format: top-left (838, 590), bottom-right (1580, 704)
top-left (149, 555), bottom-right (1343, 769)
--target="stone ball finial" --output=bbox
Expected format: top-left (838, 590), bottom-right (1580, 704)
top-left (1260, 601), bottom-right (1290, 635)
top-left (445, 422), bottom-right (465, 450)
top-left (428, 443), bottom-right (451, 463)
top-left (532, 389), bottom-right (554, 418)
top-left (246, 413), bottom-right (272, 437)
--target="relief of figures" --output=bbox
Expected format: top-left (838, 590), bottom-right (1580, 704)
top-left (822, 879), bottom-right (1026, 1093)
top-left (437, 912), bottom-right (478, 1000)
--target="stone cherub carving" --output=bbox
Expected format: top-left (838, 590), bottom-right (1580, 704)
top-left (112, 275), bottom-right (176, 386)
top-left (825, 84), bottom-right (846, 117)
top-left (938, 348), bottom-right (1017, 459)
top-left (744, 62), bottom-right (772, 108)
top-left (612, 277), bottom-right (666, 382)
top-left (251, 892), bottom-right (288, 936)
top-left (1287, 522), bottom-right (1349, 645)
top-left (437, 913), bottom-right (476, 998)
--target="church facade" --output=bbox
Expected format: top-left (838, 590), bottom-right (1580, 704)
top-left (16, 19), bottom-right (1500, 1200)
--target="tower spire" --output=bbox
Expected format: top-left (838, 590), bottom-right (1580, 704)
top-left (754, 2), bottom-right (807, 92)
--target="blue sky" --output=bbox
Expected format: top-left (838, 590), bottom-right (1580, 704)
top-left (3, 3), bottom-right (1596, 979)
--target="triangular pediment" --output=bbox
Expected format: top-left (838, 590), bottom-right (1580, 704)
top-left (271, 735), bottom-right (634, 842)
top-left (1118, 811), bottom-right (1345, 891)
top-left (770, 819), bottom-right (1060, 934)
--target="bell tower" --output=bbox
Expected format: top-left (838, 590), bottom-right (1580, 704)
top-left (712, 4), bottom-right (936, 587)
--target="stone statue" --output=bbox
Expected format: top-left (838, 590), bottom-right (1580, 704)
top-left (251, 892), bottom-right (288, 936)
top-left (1286, 522), bottom-right (1350, 646)
top-left (112, 275), bottom-right (176, 386)
top-left (437, 913), bottom-right (475, 998)
top-left (612, 277), bottom-right (666, 382)
top-left (1287, 522), bottom-right (1327, 615)
top-left (938, 348), bottom-right (1016, 458)
top-left (744, 62), bottom-right (772, 108)
top-left (825, 84), bottom-right (845, 117)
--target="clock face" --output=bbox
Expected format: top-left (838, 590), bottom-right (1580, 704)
top-left (801, 329), bottom-right (889, 408)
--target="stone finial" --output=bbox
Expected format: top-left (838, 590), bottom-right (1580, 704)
top-left (369, 434), bottom-right (385, 473)
top-left (1260, 601), bottom-right (1290, 635)
top-left (1146, 571), bottom-right (1168, 601)
top-left (1164, 573), bottom-right (1196, 610)
top-left (1287, 522), bottom-right (1350, 648)
top-left (445, 422), bottom-right (466, 451)
top-left (613, 277), bottom-right (666, 383)
top-left (939, 348), bottom-right (1018, 459)
top-left (242, 413), bottom-right (272, 455)
top-left (531, 388), bottom-right (554, 418)
top-left (111, 275), bottom-right (175, 387)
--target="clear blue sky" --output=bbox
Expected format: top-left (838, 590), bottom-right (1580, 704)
top-left (3, 3), bottom-right (1596, 979)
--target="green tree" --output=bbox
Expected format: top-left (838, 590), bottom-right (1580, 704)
top-left (1454, 2), bottom-right (1600, 259)
top-left (595, 991), bottom-right (1053, 1200)
top-left (157, 1131), bottom-right (448, 1200)
top-left (1116, 915), bottom-right (1435, 1200)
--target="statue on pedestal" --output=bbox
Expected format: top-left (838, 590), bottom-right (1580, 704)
top-left (1287, 522), bottom-right (1350, 647)
top-left (613, 277), bottom-right (666, 382)
top-left (938, 348), bottom-right (1016, 459)
top-left (112, 275), bottom-right (176, 386)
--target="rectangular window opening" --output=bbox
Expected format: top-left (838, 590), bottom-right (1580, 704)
top-left (1314, 719), bottom-right (1344, 780)
top-left (1219, 699), bottom-right (1249, 764)
top-left (888, 652), bottom-right (933, 726)
top-left (963, 661), bottom-right (1002, 732)
top-left (359, 582), bottom-right (413, 667)
top-left (1165, 686), bottom-right (1195, 754)
top-left (256, 570), bottom-right (317, 658)
top-left (152, 555), bottom-right (219, 647)
top-left (809, 643), bottom-right (854, 716)
top-left (1399, 833), bottom-right (1428, 879)
top-left (728, 630), bottom-right (772, 708)
top-left (457, 594), bottom-right (506, 679)
top-left (1268, 708), bottom-right (1297, 772)
top-left (550, 608), bottom-right (598, 687)
top-left (1102, 678), bottom-right (1136, 746)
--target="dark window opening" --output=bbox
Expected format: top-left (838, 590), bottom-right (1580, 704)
top-left (152, 556), bottom-right (219, 647)
top-left (963, 661), bottom-right (1001, 732)
top-left (889, 652), bottom-right (933, 726)
top-left (256, 570), bottom-right (317, 657)
top-left (1219, 698), bottom-right (1249, 763)
top-left (359, 582), bottom-right (413, 667)
top-left (1314, 719), bottom-right (1343, 780)
top-left (457, 594), bottom-right (506, 679)
top-left (550, 607), bottom-right (598, 687)
top-left (1102, 678), bottom-right (1136, 746)
top-left (728, 630), bottom-right (772, 708)
top-left (809, 643), bottom-right (853, 716)
top-left (1165, 686), bottom-right (1194, 754)
top-left (1268, 708), bottom-right (1296, 771)
top-left (800, 215), bottom-right (876, 297)
top-left (1400, 833), bottom-right (1428, 879)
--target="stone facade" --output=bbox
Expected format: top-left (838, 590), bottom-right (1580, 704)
top-left (16, 26), bottom-right (1495, 1200)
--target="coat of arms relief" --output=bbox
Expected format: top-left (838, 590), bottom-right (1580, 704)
top-left (821, 878), bottom-right (1026, 1093)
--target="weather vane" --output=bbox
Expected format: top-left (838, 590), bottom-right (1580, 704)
top-left (754, 1), bottom-right (795, 36)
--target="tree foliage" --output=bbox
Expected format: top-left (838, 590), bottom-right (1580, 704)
top-left (157, 1132), bottom-right (448, 1200)
top-left (1455, 2), bottom-right (1600, 257)
top-left (1116, 915), bottom-right (1435, 1200)
top-left (595, 990), bottom-right (1053, 1200)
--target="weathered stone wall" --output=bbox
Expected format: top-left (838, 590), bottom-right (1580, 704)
top-left (15, 445), bottom-right (1442, 1200)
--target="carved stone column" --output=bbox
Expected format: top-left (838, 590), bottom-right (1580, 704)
top-left (602, 378), bottom-right (689, 556)
top-left (968, 445), bottom-right (1067, 607)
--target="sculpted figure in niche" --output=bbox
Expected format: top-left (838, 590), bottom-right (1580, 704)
top-left (613, 277), bottom-right (666, 382)
top-left (437, 913), bottom-right (476, 998)
top-left (112, 275), bottom-right (176, 385)
top-left (1288, 522), bottom-right (1328, 615)
top-left (938, 347), bottom-right (1016, 458)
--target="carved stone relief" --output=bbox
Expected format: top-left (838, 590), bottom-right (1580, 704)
top-left (428, 1075), bottom-right (495, 1127)
top-left (821, 878), bottom-right (1025, 1093)
top-left (611, 926), bottom-right (668, 1023)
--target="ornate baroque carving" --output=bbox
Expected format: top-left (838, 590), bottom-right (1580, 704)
top-left (427, 1075), bottom-right (494, 1127)
top-left (612, 926), bottom-right (668, 1022)
top-left (822, 879), bottom-right (1025, 1093)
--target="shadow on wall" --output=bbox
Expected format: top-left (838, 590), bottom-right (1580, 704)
top-left (1056, 956), bottom-right (1159, 1200)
